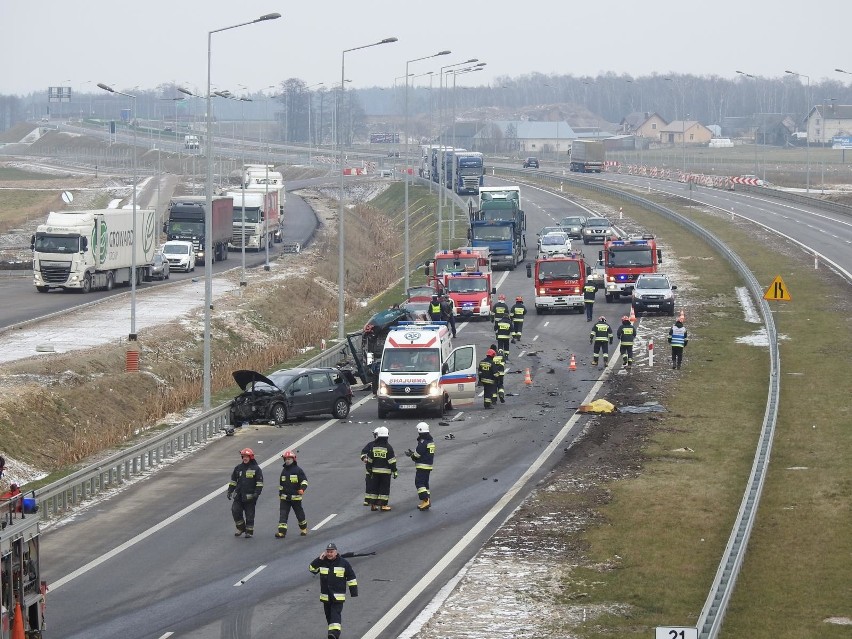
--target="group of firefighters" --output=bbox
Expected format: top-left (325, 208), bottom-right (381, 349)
top-left (476, 294), bottom-right (527, 408)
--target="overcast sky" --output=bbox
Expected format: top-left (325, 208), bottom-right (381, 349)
top-left (3, 0), bottom-right (850, 97)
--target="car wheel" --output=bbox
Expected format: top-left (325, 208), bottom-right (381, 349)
top-left (105, 272), bottom-right (115, 291)
top-left (377, 404), bottom-right (388, 419)
top-left (333, 398), bottom-right (350, 419)
top-left (583, 239), bottom-right (589, 245)
top-left (605, 293), bottom-right (613, 303)
top-left (165, 269), bottom-right (170, 280)
top-left (434, 396), bottom-right (446, 419)
top-left (80, 273), bottom-right (91, 293)
top-left (271, 403), bottom-right (287, 425)
top-left (36, 285), bottom-right (49, 293)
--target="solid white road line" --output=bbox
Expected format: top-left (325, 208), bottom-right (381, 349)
top-left (312, 513), bottom-right (336, 531)
top-left (234, 565), bottom-right (266, 587)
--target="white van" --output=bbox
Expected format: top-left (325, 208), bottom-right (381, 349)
top-left (708, 138), bottom-right (733, 148)
top-left (376, 322), bottom-right (477, 419)
top-left (162, 240), bottom-right (195, 272)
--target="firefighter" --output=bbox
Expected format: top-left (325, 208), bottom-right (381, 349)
top-left (583, 281), bottom-right (598, 321)
top-left (589, 316), bottom-right (613, 368)
top-left (494, 313), bottom-right (513, 362)
top-left (359, 429), bottom-right (378, 506)
top-left (276, 450), bottom-right (308, 539)
top-left (492, 293), bottom-right (510, 328)
top-left (227, 448), bottom-right (264, 539)
top-left (490, 343), bottom-right (506, 403)
top-left (440, 293), bottom-right (457, 338)
top-left (510, 296), bottom-right (526, 342)
top-left (616, 315), bottom-right (636, 368)
top-left (363, 426), bottom-right (397, 511)
top-left (428, 294), bottom-right (442, 322)
top-left (668, 319), bottom-right (688, 369)
top-left (308, 542), bottom-right (358, 639)
top-left (405, 422), bottom-right (435, 510)
top-left (478, 348), bottom-right (498, 409)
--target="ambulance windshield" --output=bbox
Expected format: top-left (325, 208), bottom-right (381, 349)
top-left (381, 348), bottom-right (442, 373)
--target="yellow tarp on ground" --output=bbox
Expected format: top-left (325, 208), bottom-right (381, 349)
top-left (578, 399), bottom-right (616, 413)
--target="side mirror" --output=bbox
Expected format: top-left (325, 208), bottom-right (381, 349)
top-left (442, 363), bottom-right (449, 374)
top-left (598, 250), bottom-right (603, 262)
top-left (80, 237), bottom-right (88, 252)
top-left (490, 287), bottom-right (496, 294)
top-left (671, 285), bottom-right (678, 290)
top-left (657, 249), bottom-right (663, 263)
top-left (424, 264), bottom-right (431, 276)
top-left (526, 263), bottom-right (532, 278)
top-left (586, 266), bottom-right (592, 276)
top-left (30, 235), bottom-right (35, 251)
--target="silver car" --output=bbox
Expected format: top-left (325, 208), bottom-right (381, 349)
top-left (582, 217), bottom-right (614, 245)
top-left (559, 215), bottom-right (587, 239)
top-left (149, 252), bottom-right (170, 280)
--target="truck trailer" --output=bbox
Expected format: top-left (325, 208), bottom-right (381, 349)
top-left (226, 189), bottom-right (281, 251)
top-left (32, 208), bottom-right (157, 293)
top-left (569, 140), bottom-right (605, 173)
top-left (164, 196), bottom-right (233, 264)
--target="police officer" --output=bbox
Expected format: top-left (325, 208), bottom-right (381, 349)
top-left (428, 294), bottom-right (442, 322)
top-left (227, 448), bottom-right (264, 539)
top-left (510, 296), bottom-right (526, 342)
top-left (308, 542), bottom-right (358, 639)
top-left (668, 319), bottom-right (688, 369)
top-left (276, 449), bottom-right (308, 539)
top-left (590, 316), bottom-right (613, 368)
top-left (490, 343), bottom-right (506, 403)
top-left (492, 293), bottom-right (510, 328)
top-left (616, 315), bottom-right (636, 368)
top-left (405, 422), bottom-right (435, 510)
top-left (478, 348), bottom-right (498, 409)
top-left (440, 293), bottom-right (457, 337)
top-left (494, 313), bottom-right (513, 362)
top-left (363, 426), bottom-right (397, 511)
top-left (583, 281), bottom-right (598, 321)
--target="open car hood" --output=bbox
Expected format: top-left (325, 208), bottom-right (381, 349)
top-left (232, 369), bottom-right (278, 392)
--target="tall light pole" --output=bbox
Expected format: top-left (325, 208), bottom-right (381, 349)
top-left (664, 77), bottom-right (686, 173)
top-left (201, 11), bottom-right (280, 410)
top-left (437, 58), bottom-right (477, 252)
top-left (338, 37), bottom-right (398, 341)
top-left (404, 50), bottom-right (450, 292)
top-left (449, 65), bottom-right (485, 243)
top-left (304, 82), bottom-right (325, 165)
top-left (785, 69), bottom-right (811, 193)
top-left (736, 70), bottom-right (763, 178)
top-left (98, 83), bottom-right (138, 343)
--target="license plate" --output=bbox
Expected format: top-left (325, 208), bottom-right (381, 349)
top-left (647, 304), bottom-right (659, 308)
top-left (399, 404), bottom-right (417, 409)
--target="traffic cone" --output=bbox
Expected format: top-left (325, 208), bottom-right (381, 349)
top-left (524, 368), bottom-right (532, 385)
top-left (678, 309), bottom-right (685, 323)
top-left (629, 306), bottom-right (636, 323)
top-left (569, 354), bottom-right (577, 371)
top-left (12, 600), bottom-right (25, 639)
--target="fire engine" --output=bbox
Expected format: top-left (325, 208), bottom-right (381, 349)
top-left (599, 235), bottom-right (662, 302)
top-left (526, 252), bottom-right (592, 314)
top-left (1, 493), bottom-right (45, 637)
top-left (424, 247), bottom-right (491, 289)
top-left (444, 271), bottom-right (495, 319)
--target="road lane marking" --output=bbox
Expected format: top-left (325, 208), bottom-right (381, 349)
top-left (234, 565), bottom-right (266, 587)
top-left (312, 513), bottom-right (336, 530)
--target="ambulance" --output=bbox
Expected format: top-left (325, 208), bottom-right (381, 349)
top-left (375, 322), bottom-right (477, 419)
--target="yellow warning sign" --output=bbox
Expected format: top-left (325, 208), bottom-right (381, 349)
top-left (764, 275), bottom-right (792, 301)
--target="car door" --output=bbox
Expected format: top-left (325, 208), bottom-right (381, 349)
top-left (287, 374), bottom-right (312, 417)
top-left (439, 345), bottom-right (477, 405)
top-left (307, 371), bottom-right (334, 415)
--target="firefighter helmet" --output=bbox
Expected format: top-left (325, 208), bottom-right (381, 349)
top-left (416, 422), bottom-right (430, 434)
top-left (375, 426), bottom-right (389, 438)
top-left (486, 348), bottom-right (496, 357)
top-left (282, 449), bottom-right (297, 462)
top-left (621, 315), bottom-right (630, 323)
top-left (240, 448), bottom-right (255, 460)
top-left (515, 296), bottom-right (523, 302)
top-left (498, 294), bottom-right (506, 301)
top-left (598, 316), bottom-right (607, 322)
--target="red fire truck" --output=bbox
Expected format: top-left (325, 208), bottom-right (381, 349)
top-left (444, 271), bottom-right (495, 319)
top-left (526, 252), bottom-right (592, 314)
top-left (424, 247), bottom-right (491, 289)
top-left (599, 235), bottom-right (662, 302)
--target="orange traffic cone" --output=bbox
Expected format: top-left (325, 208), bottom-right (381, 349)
top-left (569, 354), bottom-right (577, 371)
top-left (12, 600), bottom-right (25, 639)
top-left (629, 306), bottom-right (636, 323)
top-left (678, 309), bottom-right (685, 323)
top-left (524, 368), bottom-right (532, 385)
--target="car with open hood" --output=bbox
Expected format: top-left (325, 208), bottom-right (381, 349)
top-left (230, 368), bottom-right (353, 426)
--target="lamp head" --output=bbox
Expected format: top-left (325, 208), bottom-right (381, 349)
top-left (97, 83), bottom-right (114, 93)
top-left (256, 12), bottom-right (281, 21)
top-left (381, 37), bottom-right (398, 44)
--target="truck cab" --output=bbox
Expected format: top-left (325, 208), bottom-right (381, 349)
top-left (376, 322), bottom-right (477, 418)
top-left (444, 271), bottom-right (495, 319)
top-left (424, 247), bottom-right (491, 289)
top-left (599, 235), bottom-right (662, 302)
top-left (526, 253), bottom-right (591, 314)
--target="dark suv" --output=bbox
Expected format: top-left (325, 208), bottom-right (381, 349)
top-left (230, 368), bottom-right (353, 425)
top-left (523, 157), bottom-right (540, 168)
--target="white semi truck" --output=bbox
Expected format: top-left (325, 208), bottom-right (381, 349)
top-left (32, 209), bottom-right (157, 293)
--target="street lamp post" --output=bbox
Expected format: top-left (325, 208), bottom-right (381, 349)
top-left (200, 12), bottom-right (280, 410)
top-left (736, 70), bottom-right (763, 179)
top-left (448, 65), bottom-right (485, 242)
top-left (338, 37), bottom-right (398, 341)
top-left (98, 83), bottom-right (138, 343)
top-left (785, 69), bottom-right (811, 193)
top-left (437, 58), bottom-right (477, 252)
top-left (404, 50), bottom-right (450, 292)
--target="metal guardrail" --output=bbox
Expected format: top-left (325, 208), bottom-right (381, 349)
top-left (737, 183), bottom-right (852, 218)
top-left (35, 332), bottom-right (364, 520)
top-left (495, 167), bottom-right (781, 639)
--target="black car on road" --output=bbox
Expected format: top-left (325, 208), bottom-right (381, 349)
top-left (230, 368), bottom-right (353, 426)
top-left (523, 157), bottom-right (540, 168)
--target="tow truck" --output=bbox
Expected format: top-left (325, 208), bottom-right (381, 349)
top-left (1, 492), bottom-right (46, 637)
top-left (526, 251), bottom-right (593, 314)
top-left (599, 235), bottom-right (662, 302)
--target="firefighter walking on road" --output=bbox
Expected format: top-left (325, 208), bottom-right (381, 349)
top-left (668, 319), bottom-right (688, 369)
top-left (363, 426), bottom-right (397, 511)
top-left (590, 316), bottom-right (613, 368)
top-left (492, 293), bottom-right (510, 329)
top-left (616, 315), bottom-right (636, 368)
top-left (276, 450), bottom-right (308, 539)
top-left (405, 422), bottom-right (435, 510)
top-left (440, 293), bottom-right (457, 337)
top-left (495, 314), bottom-right (512, 362)
top-left (490, 343), bottom-right (506, 403)
top-left (359, 430), bottom-right (377, 506)
top-left (478, 348), bottom-right (498, 409)
top-left (583, 281), bottom-right (598, 321)
top-left (309, 542), bottom-right (358, 639)
top-left (510, 296), bottom-right (526, 342)
top-left (227, 448), bottom-right (264, 539)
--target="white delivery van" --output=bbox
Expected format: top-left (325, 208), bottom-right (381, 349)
top-left (162, 240), bottom-right (195, 272)
top-left (708, 138), bottom-right (733, 148)
top-left (375, 322), bottom-right (477, 419)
